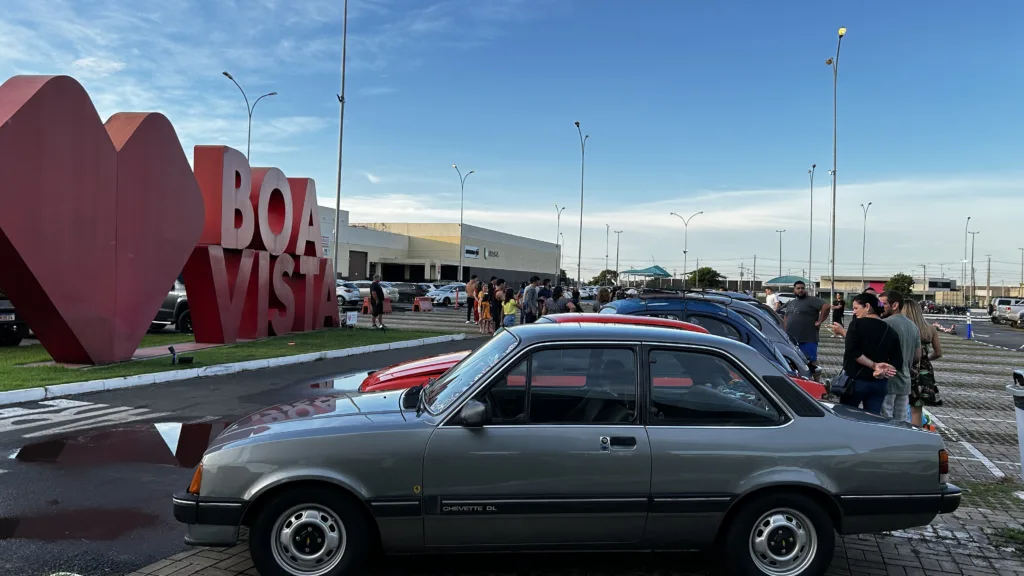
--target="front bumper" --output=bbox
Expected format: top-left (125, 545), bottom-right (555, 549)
top-left (173, 492), bottom-right (247, 547)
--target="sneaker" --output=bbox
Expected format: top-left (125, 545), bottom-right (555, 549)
top-left (465, 320), bottom-right (473, 324)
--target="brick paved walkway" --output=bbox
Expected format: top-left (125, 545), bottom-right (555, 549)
top-left (126, 328), bottom-right (1024, 575)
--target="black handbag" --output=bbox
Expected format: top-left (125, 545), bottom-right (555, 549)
top-left (831, 370), bottom-right (852, 396)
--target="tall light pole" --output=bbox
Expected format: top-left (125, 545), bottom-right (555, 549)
top-left (808, 164), bottom-right (816, 292)
top-left (963, 216), bottom-right (971, 304)
top-left (554, 204), bottom-right (566, 281)
top-left (670, 211), bottom-right (703, 290)
top-left (614, 230), bottom-right (623, 285)
top-left (775, 230), bottom-right (786, 278)
top-left (969, 230), bottom-right (980, 305)
top-left (453, 164), bottom-right (475, 282)
top-left (221, 72), bottom-right (277, 160)
top-left (825, 26), bottom-right (846, 303)
top-left (574, 121), bottom-right (588, 288)
top-left (1019, 247), bottom-right (1024, 297)
top-left (331, 0), bottom-right (349, 281)
top-left (860, 202), bottom-right (872, 291)
top-left (605, 224), bottom-right (610, 273)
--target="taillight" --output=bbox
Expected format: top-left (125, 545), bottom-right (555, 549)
top-left (938, 449), bottom-right (949, 484)
top-left (188, 463), bottom-right (203, 494)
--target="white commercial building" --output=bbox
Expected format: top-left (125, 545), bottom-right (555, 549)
top-left (318, 207), bottom-right (560, 284)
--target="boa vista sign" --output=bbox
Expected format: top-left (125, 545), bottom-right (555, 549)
top-left (182, 146), bottom-right (339, 344)
top-left (0, 74), bottom-right (337, 365)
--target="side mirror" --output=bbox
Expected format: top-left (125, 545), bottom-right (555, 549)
top-left (459, 400), bottom-right (488, 428)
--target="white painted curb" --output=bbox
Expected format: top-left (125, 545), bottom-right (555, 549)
top-left (0, 334), bottom-right (466, 407)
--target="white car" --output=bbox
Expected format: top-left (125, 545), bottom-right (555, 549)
top-left (351, 280), bottom-right (399, 302)
top-left (335, 281), bottom-right (363, 308)
top-left (429, 283), bottom-right (467, 306)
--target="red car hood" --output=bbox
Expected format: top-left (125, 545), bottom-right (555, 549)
top-left (359, 350), bottom-right (470, 392)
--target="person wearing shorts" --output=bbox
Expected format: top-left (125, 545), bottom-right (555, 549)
top-left (370, 275), bottom-right (386, 329)
top-left (783, 281), bottom-right (830, 378)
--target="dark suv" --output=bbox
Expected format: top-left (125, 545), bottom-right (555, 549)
top-left (599, 292), bottom-right (797, 377)
top-left (152, 279), bottom-right (191, 333)
top-left (0, 287), bottom-right (30, 346)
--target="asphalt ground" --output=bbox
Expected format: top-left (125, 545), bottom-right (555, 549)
top-left (0, 339), bottom-right (478, 576)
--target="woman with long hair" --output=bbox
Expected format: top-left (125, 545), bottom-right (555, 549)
top-left (834, 292), bottom-right (902, 415)
top-left (903, 299), bottom-right (943, 425)
top-left (477, 283), bottom-right (492, 334)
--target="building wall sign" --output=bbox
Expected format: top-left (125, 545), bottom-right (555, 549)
top-left (0, 75), bottom-right (206, 364)
top-left (183, 146), bottom-right (340, 344)
top-left (486, 249), bottom-right (499, 259)
top-left (464, 246), bottom-right (480, 259)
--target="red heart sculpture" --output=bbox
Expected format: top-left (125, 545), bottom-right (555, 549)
top-left (0, 75), bottom-right (204, 364)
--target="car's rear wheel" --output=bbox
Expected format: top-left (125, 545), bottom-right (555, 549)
top-left (721, 492), bottom-right (833, 576)
top-left (176, 310), bottom-right (193, 334)
top-left (442, 297), bottom-right (451, 306)
top-left (0, 333), bottom-right (22, 347)
top-left (250, 486), bottom-right (369, 576)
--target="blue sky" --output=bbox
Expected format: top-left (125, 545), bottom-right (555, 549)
top-left (3, 0), bottom-right (1024, 284)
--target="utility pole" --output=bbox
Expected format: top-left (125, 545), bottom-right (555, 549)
top-left (695, 258), bottom-right (701, 290)
top-left (739, 263), bottom-right (746, 292)
top-left (808, 164), bottom-right (816, 293)
top-left (775, 230), bottom-right (786, 278)
top-left (918, 264), bottom-right (927, 298)
top-left (969, 230), bottom-right (980, 305)
top-left (986, 254), bottom-right (992, 307)
top-left (614, 230), bottom-right (623, 285)
top-left (1019, 247), bottom-right (1024, 298)
top-left (605, 224), bottom-right (609, 273)
top-left (330, 0), bottom-right (349, 281)
top-left (753, 256), bottom-right (757, 293)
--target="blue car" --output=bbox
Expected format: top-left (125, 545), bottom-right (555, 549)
top-left (600, 295), bottom-right (796, 376)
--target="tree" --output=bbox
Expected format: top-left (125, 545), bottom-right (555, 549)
top-left (688, 266), bottom-right (723, 289)
top-left (558, 269), bottom-right (569, 286)
top-left (589, 269), bottom-right (618, 286)
top-left (884, 272), bottom-right (915, 296)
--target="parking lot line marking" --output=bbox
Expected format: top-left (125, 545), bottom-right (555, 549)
top-left (931, 414), bottom-right (1017, 424)
top-left (927, 412), bottom-right (1006, 478)
top-left (952, 456), bottom-right (1021, 467)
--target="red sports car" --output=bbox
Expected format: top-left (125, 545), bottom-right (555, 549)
top-left (359, 314), bottom-right (828, 399)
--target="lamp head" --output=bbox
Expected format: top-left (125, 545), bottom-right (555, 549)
top-left (222, 71), bottom-right (233, 80)
top-left (574, 121), bottom-right (580, 128)
top-left (838, 27), bottom-right (847, 37)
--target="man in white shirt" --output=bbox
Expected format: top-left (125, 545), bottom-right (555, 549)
top-left (765, 287), bottom-right (780, 311)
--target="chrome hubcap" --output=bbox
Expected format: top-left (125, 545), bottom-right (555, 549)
top-left (271, 505), bottom-right (347, 576)
top-left (749, 508), bottom-right (816, 576)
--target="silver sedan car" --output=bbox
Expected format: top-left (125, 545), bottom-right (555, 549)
top-left (173, 323), bottom-right (960, 576)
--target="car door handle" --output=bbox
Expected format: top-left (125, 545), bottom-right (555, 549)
top-left (605, 436), bottom-right (637, 449)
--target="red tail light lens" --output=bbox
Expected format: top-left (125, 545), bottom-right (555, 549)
top-left (939, 449), bottom-right (949, 484)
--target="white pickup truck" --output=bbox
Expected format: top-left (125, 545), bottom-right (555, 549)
top-left (992, 298), bottom-right (1024, 326)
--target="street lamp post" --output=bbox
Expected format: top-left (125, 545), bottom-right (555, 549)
top-left (1019, 247), bottom-right (1024, 298)
top-left (669, 211), bottom-right (703, 290)
top-left (221, 71), bottom-right (277, 160)
top-left (331, 0), bottom-right (349, 282)
top-left (825, 26), bottom-right (846, 303)
top-left (775, 230), bottom-right (786, 278)
top-left (963, 216), bottom-right (971, 304)
top-left (808, 164), bottom-right (816, 292)
top-left (860, 202), bottom-right (872, 290)
top-left (969, 230), bottom-right (980, 305)
top-left (605, 224), bottom-right (610, 273)
top-left (574, 122), bottom-right (589, 288)
top-left (453, 164), bottom-right (475, 283)
top-left (614, 230), bottom-right (623, 285)
top-left (555, 204), bottom-right (566, 282)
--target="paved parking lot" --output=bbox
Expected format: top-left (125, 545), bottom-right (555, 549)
top-left (110, 323), bottom-right (1024, 576)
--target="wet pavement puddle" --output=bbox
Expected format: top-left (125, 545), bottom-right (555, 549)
top-left (0, 508), bottom-right (159, 540)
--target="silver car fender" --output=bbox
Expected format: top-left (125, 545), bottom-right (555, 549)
top-left (243, 466), bottom-right (372, 503)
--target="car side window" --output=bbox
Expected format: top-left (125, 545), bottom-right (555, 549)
top-left (685, 314), bottom-right (741, 341)
top-left (529, 348), bottom-right (638, 424)
top-left (738, 311), bottom-right (762, 331)
top-left (648, 349), bottom-right (781, 427)
top-left (471, 358), bottom-right (527, 424)
top-left (643, 312), bottom-right (681, 321)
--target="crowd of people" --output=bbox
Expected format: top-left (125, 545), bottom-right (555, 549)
top-left (769, 281), bottom-right (943, 426)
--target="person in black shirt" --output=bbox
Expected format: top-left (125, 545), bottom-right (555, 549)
top-left (832, 294), bottom-right (846, 326)
top-left (833, 293), bottom-right (900, 414)
top-left (370, 275), bottom-right (386, 329)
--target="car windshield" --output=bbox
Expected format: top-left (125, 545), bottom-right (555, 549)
top-left (423, 330), bottom-right (518, 414)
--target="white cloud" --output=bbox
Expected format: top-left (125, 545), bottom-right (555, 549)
top-left (364, 172), bottom-right (382, 184)
top-left (319, 174), bottom-right (1024, 284)
top-left (358, 86), bottom-right (396, 96)
top-left (70, 56), bottom-right (125, 78)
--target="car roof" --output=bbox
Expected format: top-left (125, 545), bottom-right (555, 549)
top-left (508, 321), bottom-right (756, 358)
top-left (541, 312), bottom-right (710, 333)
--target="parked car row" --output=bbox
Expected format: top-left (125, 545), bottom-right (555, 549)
top-left (174, 317), bottom-right (959, 576)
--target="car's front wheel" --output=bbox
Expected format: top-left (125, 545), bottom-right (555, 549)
top-left (250, 486), bottom-right (370, 576)
top-left (721, 492), bottom-right (834, 576)
top-left (442, 297), bottom-right (451, 306)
